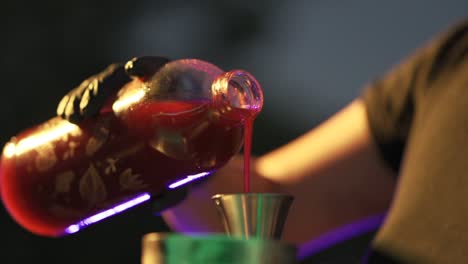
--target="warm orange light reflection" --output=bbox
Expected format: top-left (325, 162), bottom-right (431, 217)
top-left (3, 142), bottom-right (16, 158)
top-left (14, 120), bottom-right (80, 156)
top-left (112, 89), bottom-right (146, 113)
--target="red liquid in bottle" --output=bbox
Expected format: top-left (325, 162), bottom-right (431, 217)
top-left (0, 100), bottom-right (244, 237)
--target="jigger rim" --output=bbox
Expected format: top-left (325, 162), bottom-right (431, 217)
top-left (211, 192), bottom-right (294, 200)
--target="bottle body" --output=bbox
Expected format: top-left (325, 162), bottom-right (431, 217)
top-left (1, 100), bottom-right (243, 237)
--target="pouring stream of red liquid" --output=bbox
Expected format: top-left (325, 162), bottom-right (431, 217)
top-left (243, 118), bottom-right (254, 193)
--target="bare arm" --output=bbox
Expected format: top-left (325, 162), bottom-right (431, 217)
top-left (162, 99), bottom-right (396, 245)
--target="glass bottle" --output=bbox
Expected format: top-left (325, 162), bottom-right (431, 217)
top-left (0, 59), bottom-right (263, 237)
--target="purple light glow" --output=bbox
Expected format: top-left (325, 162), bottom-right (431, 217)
top-left (168, 172), bottom-right (211, 189)
top-left (65, 193), bottom-right (151, 234)
top-left (297, 213), bottom-right (386, 260)
top-left (64, 172), bottom-right (211, 234)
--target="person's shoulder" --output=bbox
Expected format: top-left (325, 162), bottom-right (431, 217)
top-left (435, 18), bottom-right (468, 56)
top-left (447, 17), bottom-right (468, 32)
top-left (425, 17), bottom-right (468, 82)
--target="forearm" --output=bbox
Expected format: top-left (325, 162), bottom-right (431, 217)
top-left (256, 99), bottom-right (396, 243)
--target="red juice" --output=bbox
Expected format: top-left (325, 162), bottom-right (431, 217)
top-left (243, 118), bottom-right (254, 193)
top-left (219, 107), bottom-right (258, 193)
top-left (0, 100), bottom-right (244, 237)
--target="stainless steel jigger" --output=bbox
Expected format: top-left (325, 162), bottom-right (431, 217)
top-left (141, 193), bottom-right (297, 264)
top-left (211, 193), bottom-right (293, 240)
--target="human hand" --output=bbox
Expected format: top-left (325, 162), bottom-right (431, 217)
top-left (57, 56), bottom-right (170, 123)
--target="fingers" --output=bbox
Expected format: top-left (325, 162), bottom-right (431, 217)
top-left (57, 77), bottom-right (89, 122)
top-left (79, 65), bottom-right (131, 118)
top-left (57, 63), bottom-right (131, 123)
top-left (56, 94), bottom-right (70, 117)
top-left (66, 92), bottom-right (82, 123)
top-left (79, 78), bottom-right (97, 115)
top-left (58, 57), bottom-right (170, 124)
top-left (125, 56), bottom-right (170, 81)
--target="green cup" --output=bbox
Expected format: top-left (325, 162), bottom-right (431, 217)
top-left (141, 232), bottom-right (297, 264)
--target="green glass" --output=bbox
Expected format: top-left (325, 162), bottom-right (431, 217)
top-left (141, 233), bottom-right (297, 264)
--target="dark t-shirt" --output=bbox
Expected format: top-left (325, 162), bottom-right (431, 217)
top-left (362, 19), bottom-right (468, 263)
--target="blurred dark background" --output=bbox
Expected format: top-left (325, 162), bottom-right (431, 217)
top-left (0, 0), bottom-right (466, 263)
